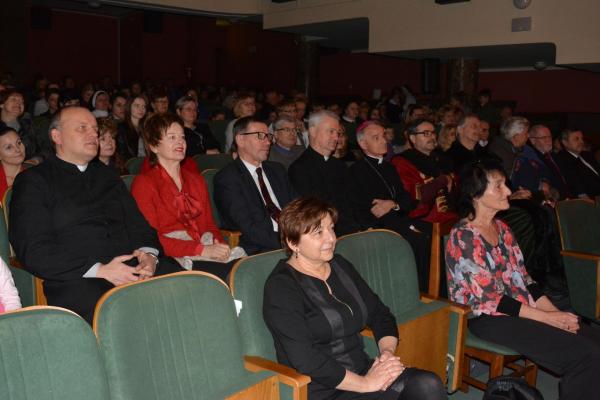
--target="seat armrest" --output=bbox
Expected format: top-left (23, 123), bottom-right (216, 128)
top-left (244, 355), bottom-right (311, 389)
top-left (420, 294), bottom-right (472, 316)
top-left (561, 250), bottom-right (600, 261)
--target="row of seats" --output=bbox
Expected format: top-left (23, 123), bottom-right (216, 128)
top-left (0, 230), bottom-right (465, 399)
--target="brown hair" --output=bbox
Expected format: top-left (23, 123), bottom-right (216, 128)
top-left (96, 117), bottom-right (117, 139)
top-left (142, 112), bottom-right (184, 165)
top-left (278, 197), bottom-right (338, 254)
top-left (232, 92), bottom-right (255, 117)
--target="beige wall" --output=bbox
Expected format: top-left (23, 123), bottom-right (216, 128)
top-left (261, 0), bottom-right (600, 66)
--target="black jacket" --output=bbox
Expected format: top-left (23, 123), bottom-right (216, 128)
top-left (554, 150), bottom-right (600, 197)
top-left (214, 158), bottom-right (297, 255)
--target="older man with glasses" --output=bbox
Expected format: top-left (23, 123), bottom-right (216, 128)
top-left (215, 116), bottom-right (297, 255)
top-left (268, 115), bottom-right (304, 169)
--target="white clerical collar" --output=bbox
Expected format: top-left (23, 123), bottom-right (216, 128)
top-left (57, 154), bottom-right (88, 171)
top-left (240, 157), bottom-right (261, 175)
top-left (366, 154), bottom-right (383, 164)
top-left (342, 116), bottom-right (355, 123)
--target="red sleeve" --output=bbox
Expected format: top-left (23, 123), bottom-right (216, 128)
top-left (131, 173), bottom-right (204, 257)
top-left (391, 157), bottom-right (422, 201)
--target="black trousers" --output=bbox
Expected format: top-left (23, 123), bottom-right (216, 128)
top-left (191, 259), bottom-right (237, 282)
top-left (469, 314), bottom-right (600, 400)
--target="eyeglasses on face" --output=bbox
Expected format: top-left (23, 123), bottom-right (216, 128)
top-left (413, 130), bottom-right (436, 137)
top-left (240, 131), bottom-right (274, 141)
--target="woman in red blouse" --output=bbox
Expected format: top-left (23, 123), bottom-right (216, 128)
top-left (0, 126), bottom-right (26, 200)
top-left (446, 160), bottom-right (600, 400)
top-left (131, 113), bottom-right (234, 280)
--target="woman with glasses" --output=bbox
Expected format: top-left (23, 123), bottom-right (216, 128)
top-left (268, 115), bottom-right (305, 170)
top-left (174, 95), bottom-right (221, 156)
top-left (131, 113), bottom-right (239, 280)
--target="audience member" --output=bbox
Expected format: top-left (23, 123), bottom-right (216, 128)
top-left (479, 119), bottom-right (490, 148)
top-left (96, 117), bottom-right (125, 174)
top-left (445, 114), bottom-right (486, 173)
top-left (110, 92), bottom-right (127, 121)
top-left (446, 160), bottom-right (600, 400)
top-left (554, 128), bottom-right (600, 198)
top-left (349, 121), bottom-right (432, 291)
top-left (9, 107), bottom-right (182, 323)
top-left (0, 257), bottom-right (21, 313)
top-left (488, 116), bottom-right (530, 178)
top-left (289, 110), bottom-right (360, 236)
top-left (268, 115), bottom-right (304, 169)
top-left (132, 113), bottom-right (237, 280)
top-left (475, 88), bottom-right (500, 129)
top-left (0, 127), bottom-right (26, 199)
top-left (224, 92), bottom-right (256, 153)
top-left (79, 83), bottom-right (94, 109)
top-left (90, 90), bottom-right (110, 118)
top-left (215, 116), bottom-right (296, 255)
top-left (150, 88), bottom-right (169, 115)
top-left (174, 95), bottom-right (220, 156)
top-left (437, 124), bottom-right (457, 152)
top-left (0, 89), bottom-right (36, 159)
top-left (332, 129), bottom-right (357, 163)
top-left (392, 119), bottom-right (455, 223)
top-left (33, 88), bottom-right (61, 159)
top-left (264, 197), bottom-right (446, 400)
top-left (116, 94), bottom-right (148, 160)
top-left (527, 124), bottom-right (570, 199)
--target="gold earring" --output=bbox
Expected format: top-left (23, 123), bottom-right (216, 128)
top-left (295, 249), bottom-right (299, 259)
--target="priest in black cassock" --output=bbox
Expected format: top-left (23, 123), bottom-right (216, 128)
top-left (288, 110), bottom-right (360, 236)
top-left (348, 120), bottom-right (433, 291)
top-left (9, 107), bottom-right (182, 323)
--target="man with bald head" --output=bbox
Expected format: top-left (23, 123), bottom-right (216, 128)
top-left (9, 107), bottom-right (181, 323)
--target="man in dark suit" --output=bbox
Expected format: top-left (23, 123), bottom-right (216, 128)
top-left (554, 128), bottom-right (600, 198)
top-left (214, 116), bottom-right (297, 255)
top-left (9, 107), bottom-right (182, 323)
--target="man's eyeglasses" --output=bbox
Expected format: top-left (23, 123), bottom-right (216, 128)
top-left (274, 127), bottom-right (298, 134)
top-left (240, 132), bottom-right (274, 141)
top-left (413, 130), bottom-right (436, 137)
top-left (530, 136), bottom-right (552, 140)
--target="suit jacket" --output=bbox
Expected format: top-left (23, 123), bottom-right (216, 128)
top-left (9, 155), bottom-right (167, 322)
top-left (214, 158), bottom-right (297, 255)
top-left (554, 150), bottom-right (600, 197)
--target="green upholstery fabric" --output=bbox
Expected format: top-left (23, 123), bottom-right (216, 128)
top-left (125, 156), bottom-right (144, 175)
top-left (201, 168), bottom-right (223, 228)
top-left (230, 250), bottom-right (296, 400)
top-left (95, 272), bottom-right (274, 400)
top-left (0, 207), bottom-right (11, 260)
top-left (121, 174), bottom-right (135, 191)
top-left (0, 308), bottom-right (110, 400)
top-left (207, 120), bottom-right (230, 150)
top-left (336, 230), bottom-right (420, 315)
top-left (194, 153), bottom-right (233, 172)
top-left (556, 200), bottom-right (600, 253)
top-left (466, 331), bottom-right (518, 356)
top-left (562, 254), bottom-right (598, 319)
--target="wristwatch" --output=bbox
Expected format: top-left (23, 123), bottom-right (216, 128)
top-left (392, 203), bottom-right (400, 211)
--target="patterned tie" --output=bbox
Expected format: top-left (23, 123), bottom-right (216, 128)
top-left (256, 167), bottom-right (281, 222)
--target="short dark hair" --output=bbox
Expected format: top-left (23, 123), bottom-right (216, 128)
top-left (279, 197), bottom-right (339, 254)
top-left (560, 128), bottom-right (580, 141)
top-left (142, 112), bottom-right (183, 165)
top-left (406, 119), bottom-right (433, 136)
top-left (456, 160), bottom-right (507, 220)
top-left (0, 88), bottom-right (24, 106)
top-left (232, 115), bottom-right (263, 137)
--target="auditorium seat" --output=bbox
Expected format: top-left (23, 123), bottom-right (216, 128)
top-left (229, 249), bottom-right (311, 400)
top-left (93, 271), bottom-right (280, 400)
top-left (193, 153), bottom-right (233, 172)
top-left (125, 156), bottom-right (144, 175)
top-left (556, 199), bottom-right (600, 320)
top-left (0, 307), bottom-right (111, 400)
top-left (201, 168), bottom-right (241, 248)
top-left (336, 229), bottom-right (467, 392)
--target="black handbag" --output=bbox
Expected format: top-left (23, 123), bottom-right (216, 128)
top-left (483, 376), bottom-right (544, 400)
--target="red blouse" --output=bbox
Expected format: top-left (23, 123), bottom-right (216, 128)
top-left (131, 163), bottom-right (223, 257)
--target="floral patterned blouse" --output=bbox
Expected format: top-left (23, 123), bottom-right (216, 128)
top-left (445, 219), bottom-right (537, 317)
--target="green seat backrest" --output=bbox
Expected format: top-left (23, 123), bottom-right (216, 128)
top-left (125, 157), bottom-right (144, 175)
top-left (0, 307), bottom-right (110, 400)
top-left (194, 153), bottom-right (233, 172)
top-left (121, 174), bottom-right (135, 191)
top-left (230, 249), bottom-right (286, 361)
top-left (201, 169), bottom-right (223, 228)
top-left (556, 200), bottom-right (600, 253)
top-left (208, 119), bottom-right (231, 150)
top-left (336, 230), bottom-right (420, 315)
top-left (95, 272), bottom-right (273, 400)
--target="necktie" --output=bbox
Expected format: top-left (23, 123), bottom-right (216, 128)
top-left (256, 167), bottom-right (281, 222)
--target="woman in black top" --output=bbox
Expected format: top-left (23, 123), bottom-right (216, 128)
top-left (263, 197), bottom-right (446, 400)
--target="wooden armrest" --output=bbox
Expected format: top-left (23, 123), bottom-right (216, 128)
top-left (244, 355), bottom-right (311, 388)
top-left (420, 294), bottom-right (472, 316)
top-left (561, 250), bottom-right (600, 261)
top-left (220, 230), bottom-right (241, 248)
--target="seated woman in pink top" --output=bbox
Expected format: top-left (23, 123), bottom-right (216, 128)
top-left (131, 113), bottom-right (238, 281)
top-left (0, 257), bottom-right (21, 313)
top-left (0, 126), bottom-right (26, 200)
